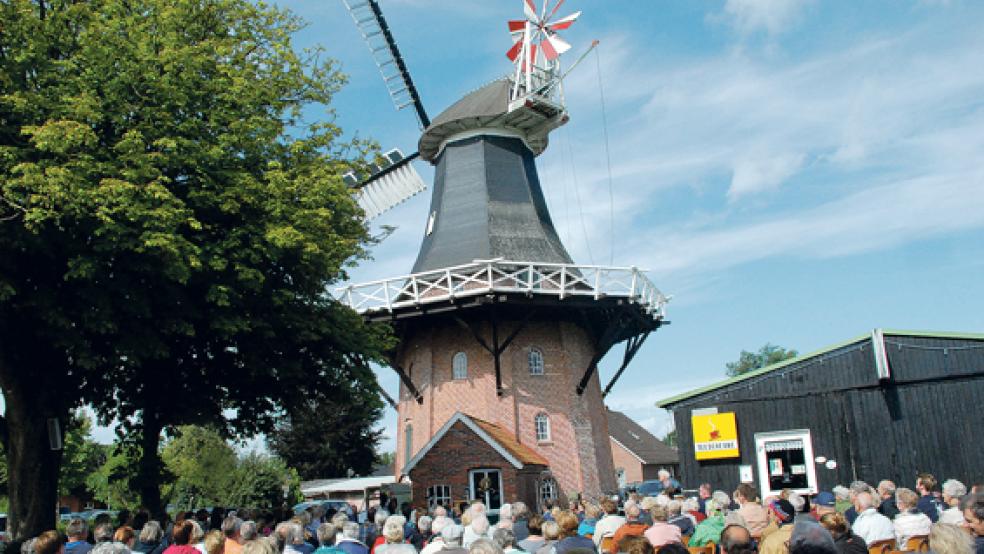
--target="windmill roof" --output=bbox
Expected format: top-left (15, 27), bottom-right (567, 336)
top-left (418, 79), bottom-right (565, 162)
top-left (606, 408), bottom-right (679, 465)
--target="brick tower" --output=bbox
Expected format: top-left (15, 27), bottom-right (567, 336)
top-left (336, 1), bottom-right (668, 511)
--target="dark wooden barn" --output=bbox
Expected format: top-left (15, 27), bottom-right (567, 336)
top-left (658, 330), bottom-right (984, 499)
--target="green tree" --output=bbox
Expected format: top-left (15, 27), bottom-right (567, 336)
top-left (58, 412), bottom-right (105, 498)
top-left (86, 444), bottom-right (140, 510)
top-left (0, 0), bottom-right (390, 535)
top-left (161, 426), bottom-right (237, 509)
top-left (725, 343), bottom-right (798, 377)
top-left (660, 429), bottom-right (678, 449)
top-left (268, 381), bottom-right (384, 480)
top-left (224, 452), bottom-right (301, 508)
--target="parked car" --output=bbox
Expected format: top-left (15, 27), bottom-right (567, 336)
top-left (0, 513), bottom-right (9, 542)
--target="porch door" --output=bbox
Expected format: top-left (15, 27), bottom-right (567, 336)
top-left (469, 468), bottom-right (503, 510)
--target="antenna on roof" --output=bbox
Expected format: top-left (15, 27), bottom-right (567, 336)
top-left (341, 0), bottom-right (431, 129)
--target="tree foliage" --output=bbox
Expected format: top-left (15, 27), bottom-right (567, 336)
top-left (224, 453), bottom-right (301, 508)
top-left (267, 380), bottom-right (385, 480)
top-left (0, 0), bottom-right (391, 534)
top-left (725, 343), bottom-right (798, 377)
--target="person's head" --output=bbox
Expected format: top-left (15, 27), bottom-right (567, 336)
top-left (719, 524), bottom-right (753, 554)
top-left (655, 544), bottom-right (686, 554)
top-left (468, 538), bottom-right (504, 554)
top-left (943, 480), bottom-right (968, 505)
top-left (877, 480), bottom-right (896, 500)
top-left (67, 518), bottom-right (89, 541)
top-left (442, 524), bottom-right (465, 547)
top-left (140, 521), bottom-right (164, 544)
top-left (625, 503), bottom-right (642, 522)
top-left (832, 486), bottom-right (850, 503)
top-left (555, 511), bottom-right (579, 539)
top-left (470, 501), bottom-right (487, 517)
top-left (896, 488), bottom-right (919, 511)
top-left (768, 499), bottom-right (795, 526)
top-left (512, 502), bottom-right (528, 521)
top-left (342, 522), bottom-right (360, 540)
top-left (709, 490), bottom-right (732, 515)
top-left (492, 528), bottom-right (516, 550)
top-left (35, 530), bottom-right (63, 554)
top-left (383, 515), bottom-right (407, 544)
top-left (650, 505), bottom-right (668, 523)
top-left (374, 509), bottom-right (390, 527)
top-left (90, 543), bottom-right (129, 554)
top-left (918, 473), bottom-right (938, 495)
top-left (94, 523), bottom-right (115, 543)
top-left (929, 523), bottom-right (975, 554)
top-left (433, 505), bottom-right (448, 519)
top-left (237, 521), bottom-right (257, 542)
top-left (172, 520), bottom-right (196, 546)
top-left (658, 469), bottom-right (671, 482)
top-left (788, 492), bottom-right (806, 513)
top-left (418, 515), bottom-right (433, 534)
top-left (962, 493), bottom-right (984, 537)
top-left (190, 521), bottom-right (205, 544)
top-left (222, 516), bottom-right (243, 540)
top-left (789, 521), bottom-right (837, 554)
top-left (699, 483), bottom-right (712, 499)
top-left (600, 498), bottom-right (617, 516)
top-left (114, 526), bottom-right (136, 547)
top-left (541, 520), bottom-right (560, 541)
top-left (470, 514), bottom-right (490, 535)
top-left (848, 481), bottom-right (871, 501)
top-left (813, 493), bottom-right (837, 517)
top-left (527, 515), bottom-right (543, 537)
top-left (498, 504), bottom-right (512, 521)
top-left (205, 530), bottom-right (224, 554)
top-left (682, 498), bottom-right (699, 514)
top-left (317, 523), bottom-right (337, 547)
top-left (332, 512), bottom-right (349, 530)
top-left (666, 499), bottom-right (682, 517)
top-left (242, 537), bottom-right (279, 554)
top-left (855, 491), bottom-right (876, 512)
top-left (618, 536), bottom-right (655, 554)
top-left (818, 512), bottom-right (849, 539)
top-left (430, 516), bottom-right (451, 537)
top-left (734, 484), bottom-right (757, 505)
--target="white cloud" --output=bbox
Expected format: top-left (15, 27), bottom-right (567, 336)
top-left (721, 0), bottom-right (813, 36)
top-left (728, 152), bottom-right (804, 200)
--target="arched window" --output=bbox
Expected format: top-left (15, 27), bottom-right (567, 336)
top-left (452, 352), bottom-right (468, 379)
top-left (528, 348), bottom-right (544, 375)
top-left (534, 413), bottom-right (551, 442)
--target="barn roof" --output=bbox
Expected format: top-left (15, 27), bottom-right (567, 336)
top-left (657, 329), bottom-right (984, 408)
top-left (401, 412), bottom-right (548, 475)
top-left (606, 408), bottom-right (679, 465)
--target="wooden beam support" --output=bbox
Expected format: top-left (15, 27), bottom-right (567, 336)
top-left (454, 307), bottom-right (537, 397)
top-left (602, 330), bottom-right (652, 398)
top-left (576, 313), bottom-right (626, 395)
top-left (392, 361), bottom-right (423, 404)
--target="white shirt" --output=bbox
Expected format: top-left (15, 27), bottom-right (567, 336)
top-left (941, 507), bottom-right (965, 525)
top-left (592, 515), bottom-right (626, 547)
top-left (853, 508), bottom-right (896, 545)
top-left (894, 511), bottom-right (932, 548)
top-left (421, 537), bottom-right (446, 554)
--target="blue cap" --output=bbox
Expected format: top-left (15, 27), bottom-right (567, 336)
top-left (814, 492), bottom-right (836, 507)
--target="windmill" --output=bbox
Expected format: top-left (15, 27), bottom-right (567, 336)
top-left (337, 0), bottom-right (668, 506)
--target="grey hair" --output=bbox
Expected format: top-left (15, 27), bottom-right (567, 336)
top-left (276, 522), bottom-right (304, 546)
top-left (877, 480), bottom-right (897, 496)
top-left (711, 490), bottom-right (732, 513)
top-left (431, 516), bottom-right (452, 536)
top-left (492, 528), bottom-right (516, 550)
top-left (139, 521), bottom-right (164, 543)
top-left (682, 497), bottom-right (700, 513)
top-left (243, 537), bottom-right (279, 554)
top-left (788, 492), bottom-right (805, 513)
top-left (442, 524), bottom-right (465, 547)
top-left (658, 469), bottom-right (671, 480)
top-left (240, 521), bottom-right (259, 541)
top-left (94, 523), bottom-right (115, 543)
top-left (317, 523), bottom-right (337, 546)
top-left (417, 516), bottom-right (433, 533)
top-left (342, 522), bottom-right (360, 540)
top-left (66, 518), bottom-right (89, 539)
top-left (374, 510), bottom-right (390, 527)
top-left (667, 499), bottom-right (683, 516)
top-left (929, 523), bottom-right (974, 554)
top-left (896, 488), bottom-right (919, 510)
top-left (21, 539), bottom-right (36, 554)
top-left (384, 515), bottom-right (407, 543)
top-left (190, 521), bottom-right (205, 543)
top-left (91, 543), bottom-right (130, 554)
top-left (849, 481), bottom-right (873, 495)
top-left (332, 512), bottom-right (349, 528)
top-left (943, 480), bottom-right (968, 499)
top-left (541, 521), bottom-right (560, 540)
top-left (222, 516), bottom-right (243, 538)
top-left (470, 514), bottom-right (490, 535)
top-left (498, 504), bottom-right (512, 521)
top-left (832, 486), bottom-right (850, 501)
top-left (469, 538), bottom-right (504, 554)
top-left (511, 502), bottom-right (528, 519)
top-left (856, 491), bottom-right (876, 510)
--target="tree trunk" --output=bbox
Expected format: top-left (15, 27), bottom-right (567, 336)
top-left (3, 386), bottom-right (65, 539)
top-left (136, 412), bottom-right (165, 518)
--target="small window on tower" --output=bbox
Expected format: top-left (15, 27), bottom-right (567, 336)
top-left (535, 413), bottom-right (551, 442)
top-left (529, 348), bottom-right (544, 375)
top-left (452, 352), bottom-right (468, 379)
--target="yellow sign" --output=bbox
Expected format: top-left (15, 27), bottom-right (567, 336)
top-left (692, 412), bottom-right (740, 460)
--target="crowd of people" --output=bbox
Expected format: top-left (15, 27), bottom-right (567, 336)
top-left (13, 473), bottom-right (984, 554)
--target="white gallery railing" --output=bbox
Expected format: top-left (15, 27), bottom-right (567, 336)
top-left (334, 259), bottom-right (669, 319)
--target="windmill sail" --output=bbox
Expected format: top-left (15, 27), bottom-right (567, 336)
top-left (345, 149), bottom-right (427, 220)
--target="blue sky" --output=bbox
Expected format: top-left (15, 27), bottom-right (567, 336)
top-left (270, 0), bottom-right (984, 452)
